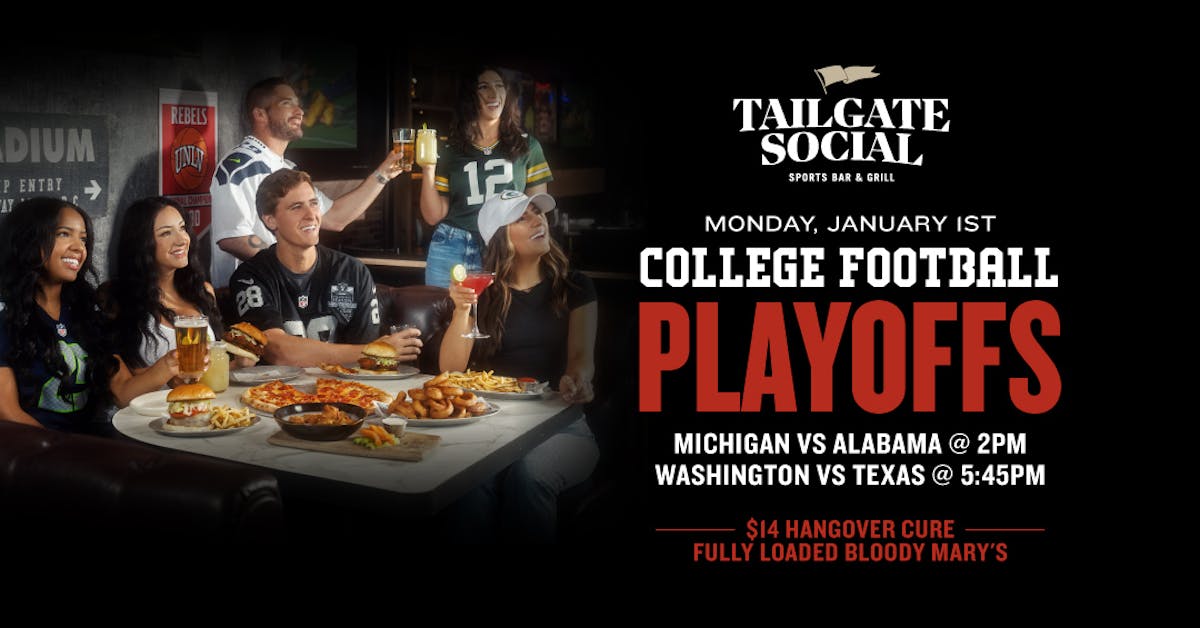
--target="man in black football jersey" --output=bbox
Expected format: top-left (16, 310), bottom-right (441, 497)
top-left (229, 169), bottom-right (422, 366)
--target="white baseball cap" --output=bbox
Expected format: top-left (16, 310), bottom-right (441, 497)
top-left (477, 190), bottom-right (556, 245)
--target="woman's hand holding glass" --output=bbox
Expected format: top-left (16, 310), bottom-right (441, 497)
top-left (448, 282), bottom-right (477, 316)
top-left (153, 349), bottom-right (210, 388)
top-left (155, 349), bottom-right (181, 380)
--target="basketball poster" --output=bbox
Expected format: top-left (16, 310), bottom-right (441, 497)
top-left (158, 88), bottom-right (217, 269)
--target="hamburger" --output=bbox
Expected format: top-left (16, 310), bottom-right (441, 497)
top-left (223, 322), bottom-right (268, 362)
top-left (358, 340), bottom-right (401, 372)
top-left (165, 383), bottom-right (216, 430)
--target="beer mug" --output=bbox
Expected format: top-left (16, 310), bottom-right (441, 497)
top-left (174, 315), bottom-right (209, 383)
top-left (392, 128), bottom-right (415, 172)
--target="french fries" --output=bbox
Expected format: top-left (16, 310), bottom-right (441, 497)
top-left (353, 424), bottom-right (398, 449)
top-left (209, 405), bottom-right (254, 430)
top-left (386, 373), bottom-right (493, 419)
top-left (444, 369), bottom-right (524, 393)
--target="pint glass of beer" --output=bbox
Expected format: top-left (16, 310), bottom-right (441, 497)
top-left (392, 128), bottom-right (415, 172)
top-left (174, 315), bottom-right (209, 383)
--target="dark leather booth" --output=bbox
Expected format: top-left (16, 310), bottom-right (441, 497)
top-left (0, 421), bottom-right (283, 540)
top-left (374, 284), bottom-right (454, 374)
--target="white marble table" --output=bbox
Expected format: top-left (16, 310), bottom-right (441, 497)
top-left (111, 369), bottom-right (582, 515)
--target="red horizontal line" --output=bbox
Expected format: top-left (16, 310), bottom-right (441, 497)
top-left (964, 528), bottom-right (1046, 532)
top-left (655, 528), bottom-right (735, 533)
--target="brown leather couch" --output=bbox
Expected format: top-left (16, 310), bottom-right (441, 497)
top-left (374, 284), bottom-right (454, 374)
top-left (0, 421), bottom-right (283, 541)
top-left (216, 283), bottom-right (453, 374)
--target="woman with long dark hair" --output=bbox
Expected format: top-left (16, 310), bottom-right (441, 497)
top-left (110, 196), bottom-right (224, 371)
top-left (0, 198), bottom-right (182, 434)
top-left (418, 65), bottom-right (554, 287)
top-left (438, 191), bottom-right (597, 542)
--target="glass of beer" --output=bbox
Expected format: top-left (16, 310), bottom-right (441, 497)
top-left (392, 128), bottom-right (415, 172)
top-left (174, 315), bottom-right (209, 383)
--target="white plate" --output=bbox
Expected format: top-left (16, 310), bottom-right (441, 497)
top-left (372, 399), bottom-right (499, 427)
top-left (129, 390), bottom-right (170, 417)
top-left (463, 382), bottom-right (548, 401)
top-left (148, 415), bottom-right (260, 438)
top-left (230, 365), bottom-right (305, 385)
top-left (322, 364), bottom-right (419, 380)
top-left (405, 415), bottom-right (482, 427)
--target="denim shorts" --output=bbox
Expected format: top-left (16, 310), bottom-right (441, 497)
top-left (425, 223), bottom-right (483, 288)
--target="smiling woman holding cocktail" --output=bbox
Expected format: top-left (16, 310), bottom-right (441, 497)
top-left (438, 190), bottom-right (598, 542)
top-left (440, 190), bottom-right (596, 399)
top-left (0, 198), bottom-right (182, 435)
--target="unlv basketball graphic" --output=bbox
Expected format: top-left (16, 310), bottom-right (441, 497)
top-left (170, 126), bottom-right (208, 191)
top-left (160, 98), bottom-right (217, 197)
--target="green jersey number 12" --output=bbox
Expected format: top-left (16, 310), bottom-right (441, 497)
top-left (463, 159), bottom-right (514, 205)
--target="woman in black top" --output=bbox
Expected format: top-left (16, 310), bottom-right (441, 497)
top-left (440, 191), bottom-right (595, 400)
top-left (439, 190), bottom-right (598, 542)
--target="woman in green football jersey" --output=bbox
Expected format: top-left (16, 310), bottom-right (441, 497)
top-left (418, 65), bottom-right (554, 288)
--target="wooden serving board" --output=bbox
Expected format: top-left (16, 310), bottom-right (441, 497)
top-left (267, 429), bottom-right (440, 461)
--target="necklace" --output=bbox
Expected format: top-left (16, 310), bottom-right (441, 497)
top-left (472, 139), bottom-right (500, 155)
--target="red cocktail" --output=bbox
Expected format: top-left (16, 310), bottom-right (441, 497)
top-left (461, 271), bottom-right (495, 339)
top-left (461, 273), bottom-right (494, 294)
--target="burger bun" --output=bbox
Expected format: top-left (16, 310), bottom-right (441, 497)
top-left (167, 382), bottom-right (216, 402)
top-left (224, 342), bottom-right (261, 363)
top-left (362, 340), bottom-right (399, 358)
top-left (229, 322), bottom-right (268, 347)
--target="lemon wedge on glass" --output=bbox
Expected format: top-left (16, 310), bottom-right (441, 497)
top-left (450, 264), bottom-right (468, 283)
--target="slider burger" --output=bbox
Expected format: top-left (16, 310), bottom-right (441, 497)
top-left (223, 322), bottom-right (268, 362)
top-left (165, 383), bottom-right (216, 430)
top-left (358, 340), bottom-right (401, 372)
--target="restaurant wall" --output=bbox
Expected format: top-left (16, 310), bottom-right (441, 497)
top-left (0, 37), bottom-right (282, 281)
